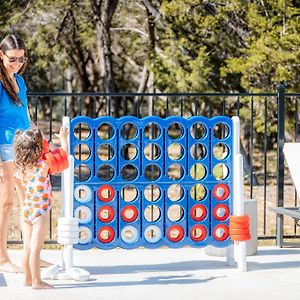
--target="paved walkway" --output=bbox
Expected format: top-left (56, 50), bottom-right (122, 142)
top-left (1, 246), bottom-right (300, 300)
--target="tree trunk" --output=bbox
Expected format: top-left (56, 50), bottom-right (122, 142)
top-left (92, 0), bottom-right (120, 116)
top-left (133, 1), bottom-right (157, 116)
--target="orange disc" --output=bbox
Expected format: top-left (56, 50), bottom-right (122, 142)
top-left (230, 215), bottom-right (249, 223)
top-left (230, 234), bottom-right (251, 241)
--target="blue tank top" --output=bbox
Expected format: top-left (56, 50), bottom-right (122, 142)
top-left (0, 74), bottom-right (31, 145)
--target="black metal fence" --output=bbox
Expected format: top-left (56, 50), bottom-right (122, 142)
top-left (8, 86), bottom-right (300, 245)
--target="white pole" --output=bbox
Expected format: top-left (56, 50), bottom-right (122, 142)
top-left (232, 116), bottom-right (247, 271)
top-left (61, 116), bottom-right (74, 271)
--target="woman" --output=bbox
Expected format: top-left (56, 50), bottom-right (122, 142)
top-left (0, 33), bottom-right (31, 273)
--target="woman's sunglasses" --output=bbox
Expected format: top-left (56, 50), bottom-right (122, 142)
top-left (3, 52), bottom-right (28, 64)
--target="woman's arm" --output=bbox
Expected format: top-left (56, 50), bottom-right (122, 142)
top-left (27, 108), bottom-right (37, 129)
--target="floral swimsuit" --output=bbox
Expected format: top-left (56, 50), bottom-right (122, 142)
top-left (21, 159), bottom-right (52, 224)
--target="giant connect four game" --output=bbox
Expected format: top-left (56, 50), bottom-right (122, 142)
top-left (69, 116), bottom-right (234, 250)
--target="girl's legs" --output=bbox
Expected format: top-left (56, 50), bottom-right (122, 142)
top-left (21, 218), bottom-right (32, 286)
top-left (30, 214), bottom-right (53, 289)
top-left (15, 178), bottom-right (53, 269)
top-left (0, 161), bottom-right (22, 273)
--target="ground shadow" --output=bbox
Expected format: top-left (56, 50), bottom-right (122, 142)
top-left (247, 260), bottom-right (300, 271)
top-left (53, 274), bottom-right (222, 289)
top-left (256, 248), bottom-right (300, 256)
top-left (78, 259), bottom-right (230, 275)
top-left (0, 273), bottom-right (7, 287)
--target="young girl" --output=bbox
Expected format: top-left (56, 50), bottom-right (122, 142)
top-left (14, 127), bottom-right (68, 289)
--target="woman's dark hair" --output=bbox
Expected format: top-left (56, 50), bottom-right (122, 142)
top-left (0, 34), bottom-right (27, 105)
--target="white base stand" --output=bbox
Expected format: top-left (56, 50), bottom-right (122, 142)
top-left (41, 265), bottom-right (90, 281)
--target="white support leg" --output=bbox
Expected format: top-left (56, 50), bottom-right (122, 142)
top-left (42, 117), bottom-right (90, 281)
top-left (62, 154), bottom-right (75, 272)
top-left (234, 154), bottom-right (247, 271)
top-left (232, 116), bottom-right (247, 271)
top-left (62, 116), bottom-right (74, 272)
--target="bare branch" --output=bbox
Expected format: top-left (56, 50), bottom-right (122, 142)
top-left (111, 27), bottom-right (148, 38)
top-left (141, 0), bottom-right (164, 27)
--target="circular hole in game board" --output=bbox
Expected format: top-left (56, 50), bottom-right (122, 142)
top-left (167, 225), bottom-right (184, 242)
top-left (190, 163), bottom-right (206, 180)
top-left (167, 204), bottom-right (184, 222)
top-left (74, 164), bottom-right (91, 182)
top-left (144, 143), bottom-right (161, 160)
top-left (74, 144), bottom-right (91, 161)
top-left (190, 184), bottom-right (207, 201)
top-left (121, 164), bottom-right (138, 181)
top-left (213, 224), bottom-right (229, 241)
top-left (144, 122), bottom-right (161, 140)
top-left (98, 206), bottom-right (115, 223)
top-left (167, 122), bottom-right (184, 140)
top-left (168, 143), bottom-right (184, 160)
top-left (190, 225), bottom-right (207, 242)
top-left (144, 225), bottom-right (162, 244)
top-left (190, 204), bottom-right (207, 221)
top-left (121, 123), bottom-right (137, 140)
top-left (98, 185), bottom-right (115, 202)
top-left (121, 185), bottom-right (138, 202)
top-left (213, 143), bottom-right (229, 160)
top-left (97, 123), bottom-right (114, 140)
top-left (97, 144), bottom-right (114, 161)
top-left (74, 206), bottom-right (92, 224)
top-left (167, 184), bottom-right (184, 201)
top-left (190, 143), bottom-right (206, 160)
top-left (98, 226), bottom-right (115, 243)
top-left (121, 143), bottom-right (138, 160)
top-left (213, 163), bottom-right (229, 180)
top-left (144, 205), bottom-right (161, 222)
top-left (121, 206), bottom-right (138, 222)
top-left (190, 122), bottom-right (206, 139)
top-left (167, 163), bottom-right (184, 180)
top-left (78, 226), bottom-right (92, 244)
top-left (74, 123), bottom-right (91, 141)
top-left (144, 184), bottom-right (161, 202)
top-left (79, 228), bottom-right (89, 241)
top-left (213, 204), bottom-right (230, 221)
top-left (213, 123), bottom-right (229, 139)
top-left (74, 185), bottom-right (92, 203)
top-left (121, 226), bottom-right (138, 244)
top-left (97, 164), bottom-right (115, 181)
top-left (144, 164), bottom-right (161, 181)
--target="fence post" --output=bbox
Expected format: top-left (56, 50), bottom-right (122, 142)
top-left (276, 82), bottom-right (286, 247)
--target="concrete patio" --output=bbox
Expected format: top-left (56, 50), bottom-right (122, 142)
top-left (1, 246), bottom-right (300, 300)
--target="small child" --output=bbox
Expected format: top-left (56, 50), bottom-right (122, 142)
top-left (14, 127), bottom-right (68, 289)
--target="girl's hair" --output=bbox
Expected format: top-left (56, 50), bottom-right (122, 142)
top-left (0, 34), bottom-right (27, 105)
top-left (14, 129), bottom-right (43, 177)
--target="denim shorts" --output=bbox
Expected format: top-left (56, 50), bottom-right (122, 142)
top-left (0, 144), bottom-right (15, 162)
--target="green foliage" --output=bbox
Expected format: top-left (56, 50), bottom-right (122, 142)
top-left (151, 0), bottom-right (250, 92)
top-left (0, 0), bottom-right (299, 142)
top-left (221, 0), bottom-right (300, 92)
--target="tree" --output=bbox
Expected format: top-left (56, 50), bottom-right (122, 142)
top-left (221, 0), bottom-right (300, 92)
top-left (148, 0), bottom-right (250, 93)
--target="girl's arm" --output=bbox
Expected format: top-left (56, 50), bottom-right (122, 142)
top-left (55, 127), bottom-right (69, 153)
top-left (42, 160), bottom-right (50, 177)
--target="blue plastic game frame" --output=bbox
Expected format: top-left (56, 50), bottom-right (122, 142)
top-left (70, 115), bottom-right (234, 250)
